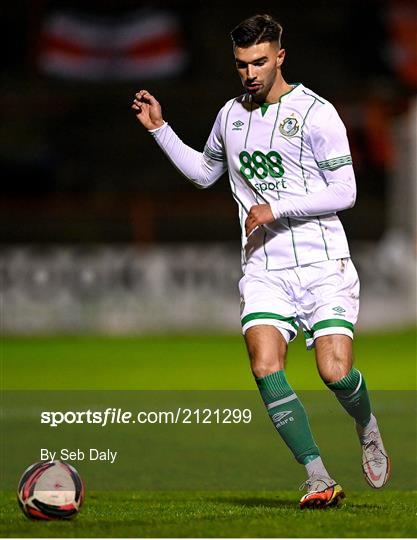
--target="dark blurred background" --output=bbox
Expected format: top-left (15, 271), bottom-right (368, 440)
top-left (2, 0), bottom-right (416, 245)
top-left (1, 0), bottom-right (416, 334)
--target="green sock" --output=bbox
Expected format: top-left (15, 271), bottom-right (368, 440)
top-left (326, 368), bottom-right (371, 427)
top-left (256, 370), bottom-right (320, 464)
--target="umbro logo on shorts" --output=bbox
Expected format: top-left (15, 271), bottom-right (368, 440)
top-left (332, 306), bottom-right (346, 315)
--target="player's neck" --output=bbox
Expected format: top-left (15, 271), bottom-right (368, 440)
top-left (261, 78), bottom-right (293, 104)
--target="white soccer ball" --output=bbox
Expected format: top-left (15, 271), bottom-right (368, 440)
top-left (17, 461), bottom-right (84, 520)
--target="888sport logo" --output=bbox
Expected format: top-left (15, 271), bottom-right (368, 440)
top-left (239, 150), bottom-right (284, 180)
top-left (239, 150), bottom-right (288, 193)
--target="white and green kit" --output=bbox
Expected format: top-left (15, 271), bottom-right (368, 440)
top-left (150, 83), bottom-right (359, 345)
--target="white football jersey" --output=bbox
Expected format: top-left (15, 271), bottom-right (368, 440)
top-left (151, 83), bottom-right (355, 271)
top-left (204, 83), bottom-right (354, 271)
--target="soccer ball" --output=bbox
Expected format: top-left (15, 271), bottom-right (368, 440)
top-left (17, 461), bottom-right (85, 520)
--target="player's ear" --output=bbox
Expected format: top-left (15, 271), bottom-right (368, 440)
top-left (276, 48), bottom-right (286, 67)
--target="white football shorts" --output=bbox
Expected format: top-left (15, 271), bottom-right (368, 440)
top-left (239, 258), bottom-right (360, 348)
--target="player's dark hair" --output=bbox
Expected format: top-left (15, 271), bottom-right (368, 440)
top-left (230, 14), bottom-right (283, 48)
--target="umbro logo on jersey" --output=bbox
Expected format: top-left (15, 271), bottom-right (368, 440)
top-left (271, 410), bottom-right (294, 427)
top-left (332, 306), bottom-right (346, 315)
top-left (232, 120), bottom-right (244, 130)
top-left (279, 116), bottom-right (299, 137)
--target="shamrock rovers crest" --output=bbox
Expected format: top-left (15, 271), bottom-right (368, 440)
top-left (279, 116), bottom-right (299, 137)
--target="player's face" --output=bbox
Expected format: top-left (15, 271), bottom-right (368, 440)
top-left (234, 41), bottom-right (284, 102)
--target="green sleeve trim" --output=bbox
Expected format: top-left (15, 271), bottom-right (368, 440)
top-left (204, 145), bottom-right (225, 162)
top-left (312, 319), bottom-right (354, 333)
top-left (317, 155), bottom-right (352, 171)
top-left (241, 312), bottom-right (298, 332)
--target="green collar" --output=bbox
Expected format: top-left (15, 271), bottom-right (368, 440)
top-left (260, 102), bottom-right (271, 117)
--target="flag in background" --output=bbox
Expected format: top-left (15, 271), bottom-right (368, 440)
top-left (37, 9), bottom-right (188, 81)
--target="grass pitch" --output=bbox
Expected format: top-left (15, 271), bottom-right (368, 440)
top-left (1, 329), bottom-right (416, 537)
top-left (1, 490), bottom-right (416, 538)
top-left (3, 329), bottom-right (415, 390)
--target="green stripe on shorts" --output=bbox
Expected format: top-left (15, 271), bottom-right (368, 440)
top-left (311, 319), bottom-right (354, 333)
top-left (241, 312), bottom-right (298, 331)
top-left (303, 329), bottom-right (314, 340)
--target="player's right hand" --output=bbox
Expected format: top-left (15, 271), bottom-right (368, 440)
top-left (132, 90), bottom-right (165, 131)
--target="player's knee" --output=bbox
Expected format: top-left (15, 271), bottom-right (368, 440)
top-left (320, 367), bottom-right (350, 384)
top-left (250, 355), bottom-right (284, 378)
top-left (318, 353), bottom-right (351, 384)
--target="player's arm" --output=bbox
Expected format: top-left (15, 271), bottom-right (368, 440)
top-left (245, 104), bottom-right (356, 235)
top-left (132, 90), bottom-right (227, 188)
top-left (270, 103), bottom-right (356, 219)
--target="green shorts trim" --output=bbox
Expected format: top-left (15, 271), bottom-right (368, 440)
top-left (312, 319), bottom-right (354, 333)
top-left (304, 319), bottom-right (354, 339)
top-left (241, 312), bottom-right (298, 332)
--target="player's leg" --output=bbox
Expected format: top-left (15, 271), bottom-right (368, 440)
top-left (315, 334), bottom-right (371, 428)
top-left (303, 259), bottom-right (390, 488)
top-left (315, 334), bottom-right (390, 488)
top-left (245, 324), bottom-right (322, 466)
top-left (244, 324), bottom-right (344, 508)
top-left (240, 269), bottom-right (344, 508)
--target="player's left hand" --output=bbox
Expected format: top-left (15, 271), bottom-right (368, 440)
top-left (245, 204), bottom-right (275, 236)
